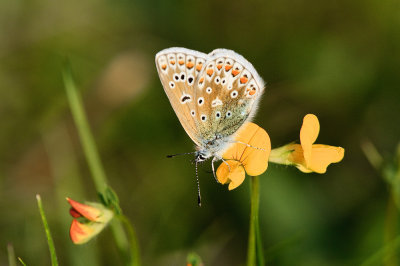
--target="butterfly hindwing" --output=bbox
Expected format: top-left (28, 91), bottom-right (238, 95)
top-left (193, 49), bottom-right (265, 143)
top-left (155, 48), bottom-right (207, 145)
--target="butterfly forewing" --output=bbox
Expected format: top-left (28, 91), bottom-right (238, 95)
top-left (193, 49), bottom-right (265, 143)
top-left (155, 48), bottom-right (208, 145)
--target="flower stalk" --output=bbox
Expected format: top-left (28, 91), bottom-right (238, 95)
top-left (247, 176), bottom-right (265, 266)
top-left (62, 62), bottom-right (140, 266)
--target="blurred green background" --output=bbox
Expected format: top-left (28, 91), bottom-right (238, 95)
top-left (1, 0), bottom-right (400, 265)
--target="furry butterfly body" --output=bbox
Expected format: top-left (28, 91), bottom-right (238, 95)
top-left (155, 47), bottom-right (265, 166)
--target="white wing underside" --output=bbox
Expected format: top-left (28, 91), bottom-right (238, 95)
top-left (155, 47), bottom-right (265, 147)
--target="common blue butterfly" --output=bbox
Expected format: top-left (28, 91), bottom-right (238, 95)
top-left (155, 48), bottom-right (265, 204)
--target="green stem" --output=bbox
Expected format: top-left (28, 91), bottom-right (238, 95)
top-left (255, 216), bottom-right (266, 266)
top-left (247, 176), bottom-right (264, 266)
top-left (62, 63), bottom-right (138, 265)
top-left (120, 215), bottom-right (141, 266)
top-left (36, 195), bottom-right (59, 266)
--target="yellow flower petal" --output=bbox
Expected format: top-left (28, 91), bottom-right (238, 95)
top-left (270, 114), bottom-right (344, 174)
top-left (223, 122), bottom-right (271, 176)
top-left (216, 160), bottom-right (246, 190)
top-left (70, 219), bottom-right (95, 245)
top-left (308, 144), bottom-right (345, 173)
top-left (288, 143), bottom-right (345, 173)
top-left (300, 114), bottom-right (320, 167)
top-left (286, 144), bottom-right (312, 173)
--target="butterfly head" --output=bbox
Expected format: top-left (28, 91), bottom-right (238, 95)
top-left (195, 135), bottom-right (231, 163)
top-left (195, 151), bottom-right (209, 163)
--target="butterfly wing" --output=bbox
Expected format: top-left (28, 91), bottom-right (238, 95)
top-left (155, 47), bottom-right (207, 145)
top-left (193, 49), bottom-right (265, 143)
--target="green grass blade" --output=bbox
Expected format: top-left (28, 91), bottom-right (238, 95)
top-left (7, 244), bottom-right (17, 266)
top-left (18, 258), bottom-right (27, 266)
top-left (36, 194), bottom-right (59, 266)
top-left (62, 62), bottom-right (107, 194)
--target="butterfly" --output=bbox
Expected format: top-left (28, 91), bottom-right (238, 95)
top-left (155, 47), bottom-right (265, 205)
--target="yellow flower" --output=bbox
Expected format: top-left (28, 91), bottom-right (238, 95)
top-left (67, 198), bottom-right (114, 244)
top-left (216, 122), bottom-right (271, 190)
top-left (269, 114), bottom-right (345, 173)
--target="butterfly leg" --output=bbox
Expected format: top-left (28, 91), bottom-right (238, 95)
top-left (221, 158), bottom-right (232, 172)
top-left (211, 157), bottom-right (221, 183)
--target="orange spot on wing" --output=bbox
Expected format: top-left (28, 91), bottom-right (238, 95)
top-left (170, 60), bottom-right (175, 65)
top-left (196, 64), bottom-right (203, 71)
top-left (206, 69), bottom-right (214, 76)
top-left (240, 77), bottom-right (248, 84)
top-left (232, 69), bottom-right (240, 76)
top-left (249, 90), bottom-right (256, 95)
top-left (217, 64), bottom-right (222, 70)
top-left (161, 64), bottom-right (167, 70)
top-left (225, 65), bottom-right (232, 71)
top-left (186, 62), bottom-right (194, 69)
top-left (199, 77), bottom-right (204, 83)
top-left (178, 60), bottom-right (184, 65)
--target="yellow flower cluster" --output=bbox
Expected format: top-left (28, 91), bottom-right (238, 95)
top-left (217, 114), bottom-right (345, 190)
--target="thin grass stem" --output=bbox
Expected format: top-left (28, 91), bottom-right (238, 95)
top-left (18, 258), bottom-right (27, 266)
top-left (36, 195), bottom-right (59, 266)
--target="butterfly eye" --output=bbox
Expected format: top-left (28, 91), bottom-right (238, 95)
top-left (197, 97), bottom-right (204, 106)
top-left (206, 87), bottom-right (212, 94)
top-left (215, 111), bottom-right (221, 119)
top-left (169, 81), bottom-right (175, 89)
top-left (173, 74), bottom-right (180, 82)
top-left (201, 115), bottom-right (207, 121)
top-left (226, 111), bottom-right (232, 118)
top-left (231, 90), bottom-right (238, 98)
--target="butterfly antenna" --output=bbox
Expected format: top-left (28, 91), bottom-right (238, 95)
top-left (166, 151), bottom-right (196, 158)
top-left (195, 161), bottom-right (202, 207)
